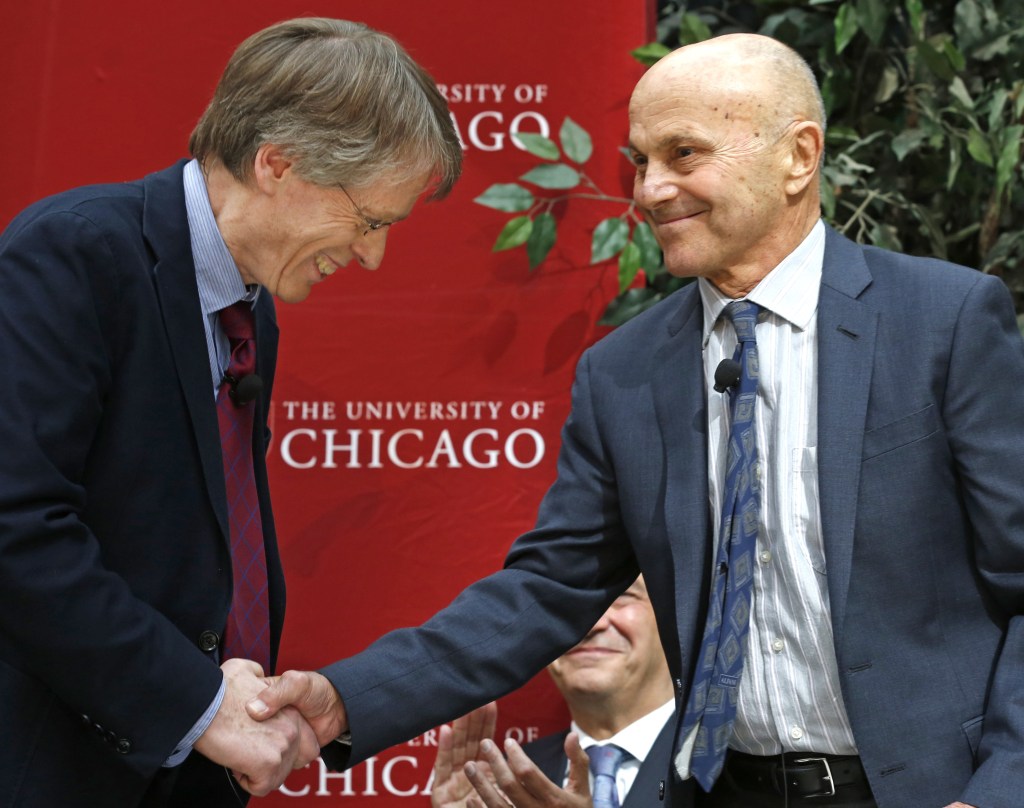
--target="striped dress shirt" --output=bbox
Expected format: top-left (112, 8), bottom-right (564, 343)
top-left (700, 219), bottom-right (857, 757)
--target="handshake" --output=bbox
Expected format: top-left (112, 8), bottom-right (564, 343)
top-left (195, 659), bottom-right (346, 796)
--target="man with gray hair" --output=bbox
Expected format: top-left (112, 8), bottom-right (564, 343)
top-left (0, 17), bottom-right (460, 808)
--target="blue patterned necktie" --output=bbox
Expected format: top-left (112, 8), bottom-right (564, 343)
top-left (681, 300), bottom-right (762, 791)
top-left (587, 745), bottom-right (627, 808)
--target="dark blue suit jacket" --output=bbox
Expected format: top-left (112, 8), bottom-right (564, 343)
top-left (323, 228), bottom-right (1024, 808)
top-left (0, 162), bottom-right (284, 807)
top-left (524, 714), bottom-right (681, 807)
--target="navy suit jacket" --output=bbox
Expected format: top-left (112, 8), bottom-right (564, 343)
top-left (524, 714), bottom-right (681, 807)
top-left (0, 162), bottom-right (284, 807)
top-left (323, 227), bottom-right (1024, 808)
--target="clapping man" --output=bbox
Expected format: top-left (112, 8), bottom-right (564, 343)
top-left (431, 577), bottom-right (675, 808)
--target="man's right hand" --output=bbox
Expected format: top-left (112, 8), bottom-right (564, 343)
top-left (194, 658), bottom-right (320, 796)
top-left (246, 668), bottom-right (348, 746)
top-left (431, 702), bottom-right (499, 808)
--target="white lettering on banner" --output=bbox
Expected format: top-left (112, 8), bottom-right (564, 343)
top-left (436, 83), bottom-right (508, 103)
top-left (280, 428), bottom-right (545, 470)
top-left (436, 83), bottom-right (549, 105)
top-left (345, 401), bottom-right (504, 420)
top-left (275, 399), bottom-right (550, 470)
top-left (279, 726), bottom-right (540, 798)
top-left (450, 110), bottom-right (552, 152)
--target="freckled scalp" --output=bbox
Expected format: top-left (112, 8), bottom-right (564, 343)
top-left (631, 33), bottom-right (825, 139)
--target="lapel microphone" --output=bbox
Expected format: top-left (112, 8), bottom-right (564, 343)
top-left (222, 372), bottom-right (264, 406)
top-left (713, 358), bottom-right (741, 393)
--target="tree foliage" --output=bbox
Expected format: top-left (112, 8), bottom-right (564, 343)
top-left (475, 0), bottom-right (1024, 326)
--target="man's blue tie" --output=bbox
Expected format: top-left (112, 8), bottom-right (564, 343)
top-left (587, 744), bottom-right (627, 808)
top-left (681, 300), bottom-right (762, 791)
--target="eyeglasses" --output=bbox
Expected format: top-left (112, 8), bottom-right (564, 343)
top-left (339, 185), bottom-right (396, 237)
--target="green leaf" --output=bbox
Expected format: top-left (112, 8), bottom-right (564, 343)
top-left (835, 3), bottom-right (859, 55)
top-left (873, 65), bottom-right (899, 105)
top-left (678, 12), bottom-right (712, 45)
top-left (974, 33), bottom-right (1011, 62)
top-left (618, 241), bottom-right (642, 292)
top-left (519, 164), bottom-right (581, 189)
top-left (905, 0), bottom-right (925, 39)
top-left (869, 223), bottom-right (902, 252)
top-left (474, 183), bottom-right (534, 212)
top-left (946, 139), bottom-right (963, 191)
top-left (591, 218), bottom-right (629, 265)
top-left (526, 212), bottom-right (557, 269)
top-left (966, 128), bottom-right (994, 167)
top-left (855, 0), bottom-right (890, 46)
top-left (917, 40), bottom-right (955, 81)
top-left (512, 132), bottom-right (560, 161)
top-left (891, 128), bottom-right (928, 161)
top-left (941, 39), bottom-right (965, 71)
top-left (559, 117), bottom-right (593, 165)
top-left (996, 125), bottom-right (1023, 195)
top-left (492, 216), bottom-right (532, 252)
top-left (599, 288), bottom-right (659, 327)
top-left (954, 0), bottom-right (984, 51)
top-left (949, 76), bottom-right (973, 109)
top-left (631, 42), bottom-right (670, 67)
top-left (988, 88), bottom-right (1009, 132)
top-left (633, 222), bottom-right (662, 278)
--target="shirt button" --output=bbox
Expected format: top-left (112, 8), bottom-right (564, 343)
top-left (772, 638), bottom-right (784, 653)
top-left (790, 726), bottom-right (804, 741)
top-left (759, 550), bottom-right (772, 564)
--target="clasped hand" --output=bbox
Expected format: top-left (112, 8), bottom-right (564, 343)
top-left (193, 659), bottom-right (321, 796)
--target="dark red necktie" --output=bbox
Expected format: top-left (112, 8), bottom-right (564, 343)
top-left (216, 301), bottom-right (270, 672)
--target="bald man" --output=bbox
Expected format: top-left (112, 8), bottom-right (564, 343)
top-left (251, 34), bottom-right (1024, 808)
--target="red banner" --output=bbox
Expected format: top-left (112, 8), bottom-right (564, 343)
top-left (1, 1), bottom-right (652, 803)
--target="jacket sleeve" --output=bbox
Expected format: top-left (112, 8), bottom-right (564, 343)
top-left (943, 273), bottom-right (1024, 806)
top-left (320, 349), bottom-right (640, 766)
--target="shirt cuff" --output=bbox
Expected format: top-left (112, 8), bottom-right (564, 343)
top-left (162, 674), bottom-right (226, 767)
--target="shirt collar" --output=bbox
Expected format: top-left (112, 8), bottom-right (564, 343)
top-left (699, 218), bottom-right (825, 346)
top-left (572, 700), bottom-right (675, 764)
top-left (183, 158), bottom-right (260, 314)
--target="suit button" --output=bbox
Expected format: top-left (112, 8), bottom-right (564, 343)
top-left (198, 630), bottom-right (220, 652)
top-left (116, 738), bottom-right (132, 755)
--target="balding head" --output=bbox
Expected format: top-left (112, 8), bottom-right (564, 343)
top-left (627, 33), bottom-right (826, 295)
top-left (633, 34), bottom-right (824, 139)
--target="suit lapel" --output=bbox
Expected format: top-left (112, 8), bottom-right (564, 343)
top-left (650, 287), bottom-right (712, 670)
top-left (623, 714), bottom-right (678, 808)
top-left (142, 163), bottom-right (229, 541)
top-left (817, 228), bottom-right (877, 635)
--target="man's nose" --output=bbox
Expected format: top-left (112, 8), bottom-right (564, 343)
top-left (352, 228), bottom-right (389, 271)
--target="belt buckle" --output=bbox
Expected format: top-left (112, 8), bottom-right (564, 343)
top-left (792, 756), bottom-right (836, 798)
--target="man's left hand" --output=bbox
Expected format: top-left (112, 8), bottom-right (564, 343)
top-left (464, 733), bottom-right (592, 808)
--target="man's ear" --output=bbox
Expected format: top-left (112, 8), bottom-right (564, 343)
top-left (783, 121), bottom-right (824, 197)
top-left (252, 144), bottom-right (293, 193)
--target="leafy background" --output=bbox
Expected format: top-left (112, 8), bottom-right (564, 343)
top-left (475, 0), bottom-right (1024, 328)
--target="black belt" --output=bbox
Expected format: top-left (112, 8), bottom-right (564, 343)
top-left (722, 751), bottom-right (872, 800)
